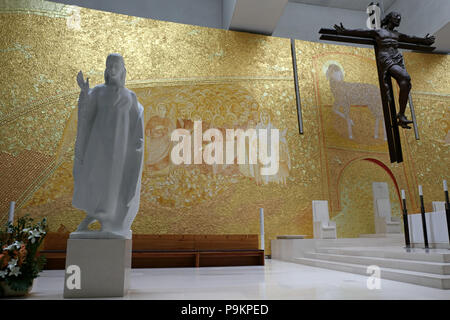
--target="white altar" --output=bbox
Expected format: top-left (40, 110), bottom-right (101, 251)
top-left (408, 210), bottom-right (450, 247)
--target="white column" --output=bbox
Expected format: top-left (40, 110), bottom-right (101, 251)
top-left (259, 208), bottom-right (264, 250)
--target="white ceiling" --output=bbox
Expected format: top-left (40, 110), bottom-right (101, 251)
top-left (288, 0), bottom-right (396, 12)
top-left (49, 0), bottom-right (448, 53)
top-left (226, 0), bottom-right (289, 35)
top-left (433, 21), bottom-right (450, 53)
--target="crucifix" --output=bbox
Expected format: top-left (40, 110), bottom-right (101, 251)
top-left (319, 11), bottom-right (436, 163)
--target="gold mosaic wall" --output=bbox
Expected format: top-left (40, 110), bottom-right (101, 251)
top-left (1, 1), bottom-right (448, 250)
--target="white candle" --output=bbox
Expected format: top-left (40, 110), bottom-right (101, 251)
top-left (8, 201), bottom-right (15, 224)
top-left (401, 190), bottom-right (405, 200)
top-left (444, 180), bottom-right (448, 192)
top-left (259, 208), bottom-right (265, 251)
top-left (418, 185), bottom-right (423, 196)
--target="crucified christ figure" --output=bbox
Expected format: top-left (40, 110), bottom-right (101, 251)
top-left (334, 12), bottom-right (435, 129)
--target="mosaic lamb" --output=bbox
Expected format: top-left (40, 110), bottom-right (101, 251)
top-left (326, 63), bottom-right (386, 141)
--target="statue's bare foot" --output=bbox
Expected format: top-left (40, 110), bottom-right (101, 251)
top-left (397, 113), bottom-right (413, 129)
top-left (98, 216), bottom-right (117, 233)
top-left (76, 216), bottom-right (95, 231)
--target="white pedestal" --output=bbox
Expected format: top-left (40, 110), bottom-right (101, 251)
top-left (63, 238), bottom-right (132, 298)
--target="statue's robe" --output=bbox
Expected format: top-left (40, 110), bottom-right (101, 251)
top-left (72, 84), bottom-right (144, 236)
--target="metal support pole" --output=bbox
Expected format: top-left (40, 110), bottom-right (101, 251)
top-left (401, 190), bottom-right (410, 248)
top-left (408, 93), bottom-right (420, 140)
top-left (290, 38), bottom-right (303, 134)
top-left (419, 186), bottom-right (429, 249)
top-left (443, 180), bottom-right (450, 246)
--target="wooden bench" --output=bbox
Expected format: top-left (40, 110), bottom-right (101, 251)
top-left (39, 232), bottom-right (68, 270)
top-left (39, 233), bottom-right (265, 269)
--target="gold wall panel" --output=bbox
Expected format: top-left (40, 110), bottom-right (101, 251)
top-left (1, 1), bottom-right (448, 253)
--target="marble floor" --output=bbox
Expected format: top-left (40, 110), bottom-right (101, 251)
top-left (22, 259), bottom-right (450, 300)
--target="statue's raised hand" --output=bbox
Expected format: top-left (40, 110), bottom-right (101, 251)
top-left (423, 33), bottom-right (435, 45)
top-left (77, 71), bottom-right (90, 94)
top-left (334, 23), bottom-right (346, 33)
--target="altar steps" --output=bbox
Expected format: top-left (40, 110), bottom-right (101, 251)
top-left (358, 233), bottom-right (405, 239)
top-left (294, 247), bottom-right (450, 289)
top-left (314, 247), bottom-right (450, 263)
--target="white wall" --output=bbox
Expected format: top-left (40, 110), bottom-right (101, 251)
top-left (50, 0), bottom-right (223, 29)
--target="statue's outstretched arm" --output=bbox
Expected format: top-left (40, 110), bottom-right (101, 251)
top-left (398, 32), bottom-right (435, 45)
top-left (333, 23), bottom-right (376, 38)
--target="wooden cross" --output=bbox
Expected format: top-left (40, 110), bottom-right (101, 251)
top-left (319, 17), bottom-right (435, 163)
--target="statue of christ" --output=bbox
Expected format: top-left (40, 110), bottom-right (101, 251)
top-left (71, 53), bottom-right (144, 239)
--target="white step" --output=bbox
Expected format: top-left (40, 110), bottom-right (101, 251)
top-left (359, 233), bottom-right (404, 238)
top-left (304, 251), bottom-right (450, 275)
top-left (312, 238), bottom-right (404, 247)
top-left (316, 247), bottom-right (450, 263)
top-left (294, 257), bottom-right (450, 289)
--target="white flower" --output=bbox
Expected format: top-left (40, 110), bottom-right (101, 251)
top-left (7, 258), bottom-right (18, 269)
top-left (9, 266), bottom-right (21, 277)
top-left (22, 228), bottom-right (30, 234)
top-left (0, 270), bottom-right (8, 278)
top-left (28, 229), bottom-right (41, 243)
top-left (6, 241), bottom-right (22, 251)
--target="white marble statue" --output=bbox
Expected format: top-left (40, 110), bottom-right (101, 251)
top-left (71, 53), bottom-right (144, 239)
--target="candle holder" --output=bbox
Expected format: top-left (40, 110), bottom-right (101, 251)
top-left (443, 180), bottom-right (450, 248)
top-left (401, 190), bottom-right (410, 248)
top-left (419, 186), bottom-right (429, 249)
top-left (259, 208), bottom-right (265, 251)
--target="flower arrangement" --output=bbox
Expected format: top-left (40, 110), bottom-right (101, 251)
top-left (0, 215), bottom-right (47, 296)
